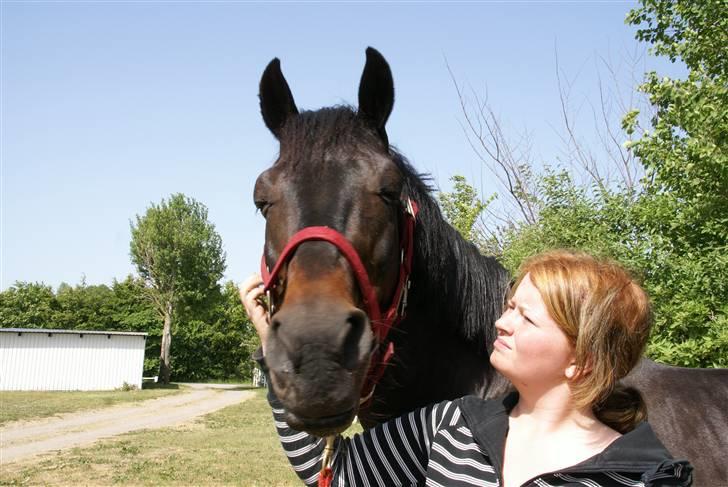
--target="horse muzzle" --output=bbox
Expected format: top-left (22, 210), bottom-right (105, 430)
top-left (283, 406), bottom-right (358, 437)
top-left (264, 301), bottom-right (375, 434)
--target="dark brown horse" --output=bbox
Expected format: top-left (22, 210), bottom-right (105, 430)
top-left (253, 47), bottom-right (727, 485)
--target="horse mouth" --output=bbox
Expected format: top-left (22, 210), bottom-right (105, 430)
top-left (285, 407), bottom-right (357, 436)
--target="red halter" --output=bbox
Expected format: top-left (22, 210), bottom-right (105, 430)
top-left (260, 198), bottom-right (419, 407)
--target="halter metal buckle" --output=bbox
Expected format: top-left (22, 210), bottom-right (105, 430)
top-left (399, 279), bottom-right (411, 316)
top-left (405, 198), bottom-right (415, 217)
top-left (266, 290), bottom-right (275, 323)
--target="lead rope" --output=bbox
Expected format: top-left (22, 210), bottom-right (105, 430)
top-left (318, 436), bottom-right (336, 487)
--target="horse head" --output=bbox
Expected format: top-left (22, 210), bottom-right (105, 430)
top-left (254, 48), bottom-right (407, 435)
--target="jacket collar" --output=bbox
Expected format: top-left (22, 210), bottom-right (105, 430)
top-left (459, 392), bottom-right (692, 485)
top-left (459, 392), bottom-right (514, 478)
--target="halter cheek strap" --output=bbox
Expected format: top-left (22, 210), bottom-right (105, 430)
top-left (260, 198), bottom-right (419, 407)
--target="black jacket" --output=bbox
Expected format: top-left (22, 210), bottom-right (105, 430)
top-left (460, 393), bottom-right (693, 486)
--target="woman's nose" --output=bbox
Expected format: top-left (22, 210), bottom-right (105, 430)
top-left (495, 312), bottom-right (513, 335)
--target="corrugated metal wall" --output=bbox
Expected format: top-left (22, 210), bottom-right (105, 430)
top-left (0, 331), bottom-right (146, 391)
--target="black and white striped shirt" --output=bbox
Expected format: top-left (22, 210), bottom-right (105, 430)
top-left (269, 393), bottom-right (692, 487)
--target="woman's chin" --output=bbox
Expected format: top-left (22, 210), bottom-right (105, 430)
top-left (489, 352), bottom-right (510, 378)
top-left (489, 349), bottom-right (504, 367)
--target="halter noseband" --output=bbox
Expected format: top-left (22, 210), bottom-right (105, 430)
top-left (260, 198), bottom-right (419, 407)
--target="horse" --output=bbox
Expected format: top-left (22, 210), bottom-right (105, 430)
top-left (253, 47), bottom-right (727, 486)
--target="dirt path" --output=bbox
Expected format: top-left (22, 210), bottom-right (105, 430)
top-left (1, 385), bottom-right (255, 464)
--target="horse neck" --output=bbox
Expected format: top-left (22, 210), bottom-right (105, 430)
top-left (407, 195), bottom-right (509, 355)
top-left (361, 170), bottom-right (512, 424)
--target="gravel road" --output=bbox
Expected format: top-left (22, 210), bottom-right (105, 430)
top-left (1, 385), bottom-right (254, 463)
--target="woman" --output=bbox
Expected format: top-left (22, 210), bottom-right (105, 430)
top-left (241, 250), bottom-right (692, 486)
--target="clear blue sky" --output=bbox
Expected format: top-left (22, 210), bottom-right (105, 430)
top-left (1, 1), bottom-right (681, 291)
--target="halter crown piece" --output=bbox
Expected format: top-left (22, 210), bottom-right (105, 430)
top-left (260, 198), bottom-right (419, 409)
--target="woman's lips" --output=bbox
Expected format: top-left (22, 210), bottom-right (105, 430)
top-left (494, 337), bottom-right (511, 350)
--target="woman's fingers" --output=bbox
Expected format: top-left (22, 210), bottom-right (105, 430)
top-left (240, 273), bottom-right (270, 353)
top-left (241, 273), bottom-right (264, 296)
top-left (240, 274), bottom-right (264, 308)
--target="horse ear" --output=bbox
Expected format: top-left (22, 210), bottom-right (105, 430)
top-left (259, 58), bottom-right (299, 138)
top-left (358, 47), bottom-right (394, 146)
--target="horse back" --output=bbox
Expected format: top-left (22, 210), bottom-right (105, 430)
top-left (623, 358), bottom-right (728, 486)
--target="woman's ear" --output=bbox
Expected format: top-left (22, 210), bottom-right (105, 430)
top-left (565, 357), bottom-right (591, 380)
top-left (565, 362), bottom-right (579, 380)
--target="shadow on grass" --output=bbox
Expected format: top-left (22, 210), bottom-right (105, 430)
top-left (142, 382), bottom-right (180, 390)
top-left (225, 385), bottom-right (263, 391)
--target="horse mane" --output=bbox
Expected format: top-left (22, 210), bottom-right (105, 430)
top-left (392, 150), bottom-right (509, 356)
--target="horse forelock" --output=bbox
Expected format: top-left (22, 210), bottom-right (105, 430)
top-left (277, 106), bottom-right (384, 166)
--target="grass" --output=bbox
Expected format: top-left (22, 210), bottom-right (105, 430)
top-left (0, 384), bottom-right (183, 425)
top-left (1, 389), bottom-right (355, 486)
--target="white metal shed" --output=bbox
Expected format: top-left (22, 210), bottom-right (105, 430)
top-left (0, 328), bottom-right (147, 391)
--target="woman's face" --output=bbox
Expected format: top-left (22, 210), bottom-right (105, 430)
top-left (490, 273), bottom-right (576, 391)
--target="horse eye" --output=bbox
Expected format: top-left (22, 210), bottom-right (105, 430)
top-left (255, 200), bottom-right (271, 216)
top-left (378, 189), bottom-right (400, 205)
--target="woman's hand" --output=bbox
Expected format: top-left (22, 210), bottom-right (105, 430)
top-left (240, 273), bottom-right (270, 355)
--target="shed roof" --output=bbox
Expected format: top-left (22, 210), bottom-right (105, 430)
top-left (0, 328), bottom-right (148, 337)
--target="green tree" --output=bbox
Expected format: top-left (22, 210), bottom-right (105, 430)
top-left (170, 281), bottom-right (259, 381)
top-left (109, 275), bottom-right (159, 332)
top-left (497, 173), bottom-right (645, 275)
top-left (130, 193), bottom-right (226, 383)
top-left (0, 282), bottom-right (59, 328)
top-left (438, 175), bottom-right (494, 251)
top-left (218, 281), bottom-right (260, 380)
top-left (623, 0), bottom-right (728, 366)
top-left (110, 275), bottom-right (162, 375)
top-left (55, 281), bottom-right (116, 330)
top-left (626, 0), bottom-right (727, 78)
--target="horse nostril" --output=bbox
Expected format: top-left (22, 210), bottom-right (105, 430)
top-left (271, 317), bottom-right (282, 333)
top-left (341, 309), bottom-right (368, 370)
top-left (268, 316), bottom-right (298, 373)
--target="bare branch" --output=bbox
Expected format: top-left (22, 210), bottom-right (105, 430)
top-left (446, 59), bottom-right (539, 228)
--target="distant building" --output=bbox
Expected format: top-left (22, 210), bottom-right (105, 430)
top-left (252, 366), bottom-right (267, 388)
top-left (0, 328), bottom-right (147, 391)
